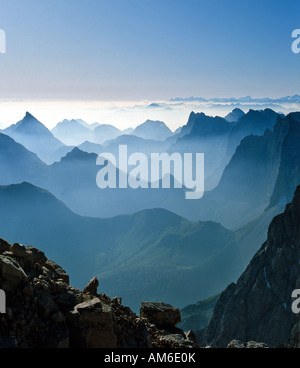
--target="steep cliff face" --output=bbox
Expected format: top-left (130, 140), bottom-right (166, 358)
top-left (268, 112), bottom-right (300, 209)
top-left (3, 186), bottom-right (300, 348)
top-left (200, 186), bottom-right (300, 348)
top-left (0, 239), bottom-right (197, 348)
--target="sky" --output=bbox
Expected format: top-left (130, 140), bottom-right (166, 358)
top-left (0, 0), bottom-right (299, 129)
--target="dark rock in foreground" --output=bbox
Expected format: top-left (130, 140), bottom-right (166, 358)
top-left (199, 185), bottom-right (300, 348)
top-left (0, 239), bottom-right (197, 348)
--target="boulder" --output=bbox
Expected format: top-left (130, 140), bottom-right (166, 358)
top-left (67, 298), bottom-right (117, 348)
top-left (0, 239), bottom-right (11, 254)
top-left (140, 302), bottom-right (181, 329)
top-left (44, 260), bottom-right (69, 285)
top-left (82, 277), bottom-right (99, 296)
top-left (0, 255), bottom-right (28, 290)
top-left (36, 289), bottom-right (59, 318)
top-left (26, 246), bottom-right (47, 265)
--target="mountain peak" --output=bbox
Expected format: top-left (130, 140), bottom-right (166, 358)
top-left (200, 185), bottom-right (300, 347)
top-left (3, 112), bottom-right (49, 135)
top-left (61, 147), bottom-right (97, 162)
top-left (24, 111), bottom-right (43, 122)
top-left (225, 108), bottom-right (245, 123)
top-left (25, 111), bottom-right (34, 118)
top-left (132, 119), bottom-right (173, 141)
top-left (22, 112), bottom-right (40, 124)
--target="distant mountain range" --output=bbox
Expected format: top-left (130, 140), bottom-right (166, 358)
top-left (198, 185), bottom-right (300, 347)
top-left (224, 108), bottom-right (245, 123)
top-left (0, 132), bottom-right (47, 185)
top-left (0, 182), bottom-right (243, 311)
top-left (2, 112), bottom-right (72, 164)
top-left (51, 117), bottom-right (175, 147)
top-left (1, 109), bottom-right (299, 234)
top-left (170, 94), bottom-right (300, 104)
top-left (1, 106), bottom-right (300, 315)
top-left (179, 294), bottom-right (220, 333)
top-left (195, 112), bottom-right (300, 231)
top-left (131, 120), bottom-right (173, 141)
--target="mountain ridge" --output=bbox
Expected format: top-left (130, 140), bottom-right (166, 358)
top-left (0, 181), bottom-right (243, 311)
top-left (199, 185), bottom-right (300, 347)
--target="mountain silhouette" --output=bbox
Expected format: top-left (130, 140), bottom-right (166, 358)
top-left (169, 112), bottom-right (232, 190)
top-left (92, 124), bottom-right (123, 144)
top-left (131, 120), bottom-right (173, 141)
top-left (52, 119), bottom-right (94, 146)
top-left (225, 108), bottom-right (245, 123)
top-left (2, 112), bottom-right (71, 164)
top-left (268, 112), bottom-right (300, 209)
top-left (199, 185), bottom-right (300, 347)
top-left (224, 108), bottom-right (281, 165)
top-left (0, 182), bottom-right (243, 312)
top-left (194, 111), bottom-right (294, 231)
top-left (0, 132), bottom-right (47, 185)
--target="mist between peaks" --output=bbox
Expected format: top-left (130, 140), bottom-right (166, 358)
top-left (96, 145), bottom-right (205, 200)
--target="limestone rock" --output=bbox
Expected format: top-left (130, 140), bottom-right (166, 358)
top-left (200, 185), bottom-right (300, 348)
top-left (82, 277), bottom-right (99, 296)
top-left (67, 298), bottom-right (117, 348)
top-left (0, 255), bottom-right (28, 290)
top-left (44, 260), bottom-right (69, 285)
top-left (0, 238), bottom-right (198, 348)
top-left (140, 302), bottom-right (181, 329)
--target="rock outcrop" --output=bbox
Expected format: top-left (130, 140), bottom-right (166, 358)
top-left (199, 186), bottom-right (300, 348)
top-left (0, 239), bottom-right (197, 348)
top-left (3, 186), bottom-right (300, 349)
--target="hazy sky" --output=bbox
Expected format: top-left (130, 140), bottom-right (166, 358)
top-left (0, 0), bottom-right (299, 128)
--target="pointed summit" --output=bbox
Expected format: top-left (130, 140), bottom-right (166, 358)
top-left (3, 112), bottom-right (65, 164)
top-left (25, 111), bottom-right (33, 118)
top-left (4, 112), bottom-right (50, 136)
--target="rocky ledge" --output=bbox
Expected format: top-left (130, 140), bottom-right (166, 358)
top-left (0, 238), bottom-right (198, 348)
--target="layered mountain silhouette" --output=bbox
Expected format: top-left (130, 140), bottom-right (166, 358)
top-left (1, 106), bottom-right (300, 333)
top-left (1, 109), bottom-right (299, 230)
top-left (199, 185), bottom-right (300, 348)
top-left (224, 108), bottom-right (281, 165)
top-left (179, 294), bottom-right (220, 332)
top-left (131, 120), bottom-right (173, 141)
top-left (2, 112), bottom-right (72, 164)
top-left (0, 132), bottom-right (47, 185)
top-left (169, 112), bottom-right (235, 190)
top-left (0, 182), bottom-right (243, 312)
top-left (52, 118), bottom-right (174, 147)
top-left (92, 124), bottom-right (123, 144)
top-left (224, 108), bottom-right (245, 123)
top-left (52, 119), bottom-right (94, 146)
top-left (195, 112), bottom-right (299, 232)
top-left (52, 119), bottom-right (123, 146)
top-left (268, 112), bottom-right (300, 209)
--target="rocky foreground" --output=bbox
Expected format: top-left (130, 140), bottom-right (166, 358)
top-left (0, 238), bottom-right (199, 348)
top-left (199, 186), bottom-right (300, 348)
top-left (3, 186), bottom-right (300, 348)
